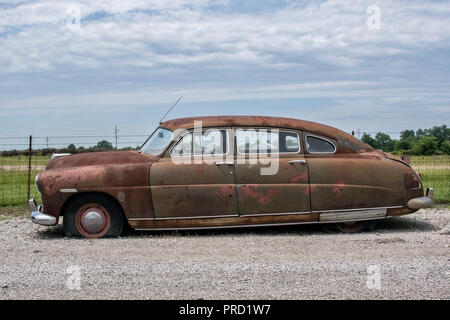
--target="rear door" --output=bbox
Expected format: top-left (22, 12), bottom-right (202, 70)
top-left (233, 127), bottom-right (312, 217)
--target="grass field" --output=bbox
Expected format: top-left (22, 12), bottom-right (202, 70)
top-left (0, 154), bottom-right (449, 207)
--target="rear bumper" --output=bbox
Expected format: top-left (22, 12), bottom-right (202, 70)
top-left (29, 199), bottom-right (58, 226)
top-left (407, 188), bottom-right (434, 209)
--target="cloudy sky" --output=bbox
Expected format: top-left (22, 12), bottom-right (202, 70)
top-left (0, 0), bottom-right (449, 148)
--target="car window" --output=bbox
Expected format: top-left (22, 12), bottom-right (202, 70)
top-left (171, 129), bottom-right (227, 156)
top-left (306, 135), bottom-right (336, 153)
top-left (140, 127), bottom-right (174, 156)
top-left (236, 129), bottom-right (300, 154)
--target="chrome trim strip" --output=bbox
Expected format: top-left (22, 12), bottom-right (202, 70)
top-left (129, 214), bottom-right (239, 221)
top-left (59, 188), bottom-right (78, 193)
top-left (240, 211), bottom-right (311, 217)
top-left (319, 208), bottom-right (387, 223)
top-left (51, 153), bottom-right (71, 160)
top-left (135, 221), bottom-right (316, 231)
top-left (312, 205), bottom-right (402, 213)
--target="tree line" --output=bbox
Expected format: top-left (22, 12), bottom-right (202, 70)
top-left (361, 125), bottom-right (450, 155)
top-left (0, 140), bottom-right (137, 156)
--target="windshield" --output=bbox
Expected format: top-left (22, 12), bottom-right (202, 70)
top-left (140, 127), bottom-right (174, 156)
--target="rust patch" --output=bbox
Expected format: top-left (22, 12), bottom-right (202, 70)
top-left (289, 171), bottom-right (308, 183)
top-left (241, 184), bottom-right (280, 204)
top-left (332, 179), bottom-right (346, 195)
top-left (216, 185), bottom-right (234, 197)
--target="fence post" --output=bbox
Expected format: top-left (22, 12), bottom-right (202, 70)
top-left (27, 135), bottom-right (32, 201)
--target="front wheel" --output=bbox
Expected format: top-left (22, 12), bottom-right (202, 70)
top-left (63, 194), bottom-right (124, 238)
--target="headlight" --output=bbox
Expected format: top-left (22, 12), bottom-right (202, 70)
top-left (35, 173), bottom-right (41, 192)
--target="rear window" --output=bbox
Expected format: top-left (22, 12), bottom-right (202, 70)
top-left (306, 135), bottom-right (336, 153)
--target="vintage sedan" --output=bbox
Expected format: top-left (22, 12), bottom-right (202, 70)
top-left (29, 116), bottom-right (434, 238)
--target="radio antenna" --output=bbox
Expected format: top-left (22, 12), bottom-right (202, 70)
top-left (159, 96), bottom-right (183, 124)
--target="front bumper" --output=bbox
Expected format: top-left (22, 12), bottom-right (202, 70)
top-left (407, 188), bottom-right (435, 209)
top-left (29, 199), bottom-right (58, 226)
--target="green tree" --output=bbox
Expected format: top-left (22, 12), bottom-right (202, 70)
top-left (95, 140), bottom-right (113, 150)
top-left (400, 129), bottom-right (415, 141)
top-left (441, 140), bottom-right (450, 155)
top-left (412, 136), bottom-right (438, 155)
top-left (428, 125), bottom-right (450, 149)
top-left (67, 144), bottom-right (76, 151)
top-left (375, 132), bottom-right (393, 151)
top-left (394, 139), bottom-right (411, 151)
top-left (361, 133), bottom-right (376, 148)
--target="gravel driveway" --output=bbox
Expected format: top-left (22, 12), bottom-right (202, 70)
top-left (0, 208), bottom-right (449, 300)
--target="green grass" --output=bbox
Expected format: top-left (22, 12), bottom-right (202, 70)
top-left (0, 169), bottom-right (42, 206)
top-left (409, 155), bottom-right (450, 203)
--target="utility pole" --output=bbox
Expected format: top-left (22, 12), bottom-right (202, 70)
top-left (46, 137), bottom-right (49, 149)
top-left (113, 125), bottom-right (119, 150)
top-left (356, 128), bottom-right (362, 139)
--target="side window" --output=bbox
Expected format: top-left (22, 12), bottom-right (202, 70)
top-left (236, 129), bottom-right (300, 154)
top-left (171, 134), bottom-right (193, 156)
top-left (306, 135), bottom-right (336, 153)
top-left (171, 129), bottom-right (227, 156)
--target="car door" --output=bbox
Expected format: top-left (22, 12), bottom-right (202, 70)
top-left (233, 127), bottom-right (312, 217)
top-left (149, 127), bottom-right (238, 219)
top-left (305, 133), bottom-right (404, 212)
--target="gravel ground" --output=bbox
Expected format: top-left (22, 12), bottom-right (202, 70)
top-left (0, 208), bottom-right (449, 300)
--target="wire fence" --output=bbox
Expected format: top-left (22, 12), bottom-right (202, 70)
top-left (0, 136), bottom-right (449, 207)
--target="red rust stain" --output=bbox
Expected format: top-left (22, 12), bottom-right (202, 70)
top-left (332, 179), bottom-right (346, 195)
top-left (289, 171), bottom-right (307, 183)
top-left (216, 185), bottom-right (234, 197)
top-left (241, 185), bottom-right (280, 204)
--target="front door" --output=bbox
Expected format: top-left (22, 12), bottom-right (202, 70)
top-left (233, 128), bottom-right (312, 216)
top-left (150, 128), bottom-right (238, 219)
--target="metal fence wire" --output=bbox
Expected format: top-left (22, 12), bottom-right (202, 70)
top-left (0, 135), bottom-right (449, 207)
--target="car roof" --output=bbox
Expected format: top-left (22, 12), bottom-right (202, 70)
top-left (161, 115), bottom-right (353, 141)
top-left (160, 115), bottom-right (374, 154)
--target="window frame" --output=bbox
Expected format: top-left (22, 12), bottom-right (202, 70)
top-left (235, 128), bottom-right (301, 155)
top-left (304, 133), bottom-right (337, 154)
top-left (169, 128), bottom-right (230, 157)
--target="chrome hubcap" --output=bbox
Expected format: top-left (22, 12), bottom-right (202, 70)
top-left (83, 211), bottom-right (104, 232)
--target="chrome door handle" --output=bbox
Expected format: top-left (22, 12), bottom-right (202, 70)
top-left (215, 161), bottom-right (234, 166)
top-left (289, 159), bottom-right (307, 164)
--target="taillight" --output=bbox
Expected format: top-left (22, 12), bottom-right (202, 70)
top-left (404, 173), bottom-right (421, 189)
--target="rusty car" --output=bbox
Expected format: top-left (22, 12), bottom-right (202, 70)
top-left (29, 116), bottom-right (434, 238)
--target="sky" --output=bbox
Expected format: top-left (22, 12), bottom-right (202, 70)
top-left (0, 0), bottom-right (449, 148)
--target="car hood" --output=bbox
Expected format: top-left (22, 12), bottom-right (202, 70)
top-left (45, 150), bottom-right (157, 170)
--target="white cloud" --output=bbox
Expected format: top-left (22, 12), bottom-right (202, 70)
top-left (0, 0), bottom-right (449, 137)
top-left (1, 0), bottom-right (450, 73)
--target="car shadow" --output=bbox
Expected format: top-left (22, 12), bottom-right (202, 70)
top-left (33, 216), bottom-right (440, 239)
top-left (374, 216), bottom-right (439, 233)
